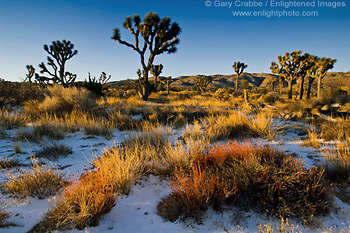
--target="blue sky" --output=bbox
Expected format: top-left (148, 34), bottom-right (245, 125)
top-left (0, 0), bottom-right (349, 82)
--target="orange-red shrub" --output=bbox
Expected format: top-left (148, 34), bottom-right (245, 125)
top-left (159, 141), bottom-right (331, 224)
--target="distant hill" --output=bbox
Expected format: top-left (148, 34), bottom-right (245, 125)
top-left (107, 72), bottom-right (350, 91)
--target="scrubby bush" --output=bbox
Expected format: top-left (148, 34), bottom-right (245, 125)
top-left (0, 81), bottom-right (45, 106)
top-left (34, 143), bottom-right (73, 161)
top-left (261, 92), bottom-right (281, 105)
top-left (0, 109), bottom-right (28, 129)
top-left (31, 143), bottom-right (146, 232)
top-left (325, 146), bottom-right (350, 182)
top-left (158, 141), bottom-right (331, 224)
top-left (2, 165), bottom-right (65, 199)
top-left (17, 123), bottom-right (66, 143)
top-left (204, 111), bottom-right (275, 142)
top-left (0, 157), bottom-right (23, 170)
top-left (24, 85), bottom-right (97, 118)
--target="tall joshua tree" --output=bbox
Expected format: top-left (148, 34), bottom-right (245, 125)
top-left (112, 12), bottom-right (181, 101)
top-left (195, 75), bottom-right (212, 93)
top-left (36, 40), bottom-right (78, 87)
top-left (270, 50), bottom-right (311, 100)
top-left (298, 53), bottom-right (315, 100)
top-left (150, 64), bottom-right (163, 92)
top-left (160, 76), bottom-right (172, 95)
top-left (25, 65), bottom-right (35, 83)
top-left (232, 61), bottom-right (247, 91)
top-left (307, 57), bottom-right (336, 98)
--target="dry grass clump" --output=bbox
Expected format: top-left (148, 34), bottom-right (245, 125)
top-left (0, 157), bottom-right (23, 170)
top-left (34, 143), bottom-right (73, 161)
top-left (301, 128), bottom-right (321, 148)
top-left (251, 111), bottom-right (276, 140)
top-left (319, 119), bottom-right (350, 142)
top-left (32, 144), bottom-right (145, 232)
top-left (83, 122), bottom-right (113, 139)
top-left (158, 141), bottom-right (331, 224)
top-left (204, 111), bottom-right (275, 142)
top-left (0, 205), bottom-right (15, 228)
top-left (2, 164), bottom-right (65, 199)
top-left (0, 109), bottom-right (28, 129)
top-left (24, 85), bottom-right (97, 118)
top-left (17, 122), bottom-right (66, 143)
top-left (161, 137), bottom-right (210, 176)
top-left (324, 146), bottom-right (350, 183)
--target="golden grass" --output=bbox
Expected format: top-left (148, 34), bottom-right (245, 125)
top-left (0, 157), bottom-right (22, 170)
top-left (33, 142), bottom-right (147, 231)
top-left (17, 122), bottom-right (66, 143)
top-left (2, 164), bottom-right (65, 199)
top-left (301, 127), bottom-right (321, 148)
top-left (325, 146), bottom-right (350, 182)
top-left (0, 109), bottom-right (28, 129)
top-left (250, 111), bottom-right (276, 140)
top-left (204, 110), bottom-right (275, 142)
top-left (24, 85), bottom-right (97, 118)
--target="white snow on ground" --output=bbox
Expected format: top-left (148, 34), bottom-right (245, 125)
top-left (1, 118), bottom-right (350, 233)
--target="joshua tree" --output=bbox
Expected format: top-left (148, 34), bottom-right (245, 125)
top-left (36, 40), bottom-right (78, 87)
top-left (232, 61), bottom-right (247, 91)
top-left (99, 72), bottom-right (111, 85)
top-left (195, 75), bottom-right (212, 93)
top-left (25, 65), bottom-right (35, 82)
top-left (270, 50), bottom-right (311, 100)
top-left (160, 76), bottom-right (172, 95)
top-left (307, 57), bottom-right (336, 98)
top-left (150, 64), bottom-right (163, 92)
top-left (112, 12), bottom-right (181, 101)
top-left (298, 53), bottom-right (315, 100)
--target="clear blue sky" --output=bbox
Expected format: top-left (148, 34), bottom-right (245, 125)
top-left (0, 0), bottom-right (349, 82)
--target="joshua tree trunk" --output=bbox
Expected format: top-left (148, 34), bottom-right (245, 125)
top-left (317, 78), bottom-right (322, 98)
top-left (298, 76), bottom-right (305, 100)
top-left (306, 77), bottom-right (314, 99)
top-left (287, 80), bottom-right (293, 100)
top-left (236, 74), bottom-right (239, 91)
top-left (138, 83), bottom-right (151, 101)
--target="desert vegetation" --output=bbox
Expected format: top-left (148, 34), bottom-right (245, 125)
top-left (1, 10), bottom-right (350, 233)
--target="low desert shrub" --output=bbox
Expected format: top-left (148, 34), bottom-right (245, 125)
top-left (0, 206), bottom-right (15, 228)
top-left (0, 109), bottom-right (28, 129)
top-left (2, 165), bottom-right (65, 199)
top-left (204, 111), bottom-right (251, 142)
top-left (0, 81), bottom-right (45, 106)
top-left (38, 170), bottom-right (117, 231)
top-left (32, 144), bottom-right (145, 231)
top-left (83, 122), bottom-right (113, 139)
top-left (261, 92), bottom-right (281, 105)
top-left (301, 127), bottom-right (321, 148)
top-left (17, 122), bottom-right (66, 143)
top-left (0, 157), bottom-right (23, 170)
top-left (34, 143), bottom-right (73, 161)
top-left (204, 111), bottom-right (275, 142)
top-left (158, 141), bottom-right (331, 224)
top-left (319, 120), bottom-right (350, 142)
top-left (324, 146), bottom-right (350, 182)
top-left (24, 85), bottom-right (97, 118)
top-left (250, 111), bottom-right (275, 140)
